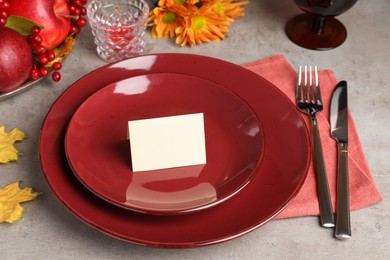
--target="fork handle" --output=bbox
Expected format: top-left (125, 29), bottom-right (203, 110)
top-left (312, 118), bottom-right (335, 227)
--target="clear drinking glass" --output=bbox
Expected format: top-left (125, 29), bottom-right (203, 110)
top-left (87, 0), bottom-right (149, 63)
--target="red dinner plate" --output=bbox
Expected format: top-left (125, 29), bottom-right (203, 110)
top-left (65, 73), bottom-right (264, 214)
top-left (39, 53), bottom-right (310, 248)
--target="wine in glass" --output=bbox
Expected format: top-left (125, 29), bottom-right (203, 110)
top-left (286, 0), bottom-right (358, 50)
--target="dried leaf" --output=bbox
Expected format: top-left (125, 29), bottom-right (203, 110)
top-left (0, 126), bottom-right (26, 163)
top-left (46, 34), bottom-right (77, 67)
top-left (0, 182), bottom-right (40, 223)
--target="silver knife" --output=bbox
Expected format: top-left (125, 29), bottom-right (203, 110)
top-left (330, 80), bottom-right (351, 239)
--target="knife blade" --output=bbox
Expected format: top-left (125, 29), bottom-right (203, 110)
top-left (330, 80), bottom-right (351, 239)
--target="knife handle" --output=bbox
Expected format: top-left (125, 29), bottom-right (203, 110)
top-left (335, 142), bottom-right (351, 239)
top-left (312, 118), bottom-right (335, 227)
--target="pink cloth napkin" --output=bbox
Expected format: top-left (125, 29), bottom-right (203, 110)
top-left (241, 55), bottom-right (382, 219)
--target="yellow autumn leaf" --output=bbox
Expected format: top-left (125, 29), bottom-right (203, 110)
top-left (0, 182), bottom-right (40, 223)
top-left (0, 126), bottom-right (26, 163)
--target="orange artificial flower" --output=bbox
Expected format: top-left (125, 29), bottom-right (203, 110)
top-left (148, 7), bottom-right (184, 38)
top-left (175, 5), bottom-right (230, 46)
top-left (148, 0), bottom-right (249, 46)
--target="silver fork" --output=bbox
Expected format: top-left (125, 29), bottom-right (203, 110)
top-left (296, 65), bottom-right (335, 228)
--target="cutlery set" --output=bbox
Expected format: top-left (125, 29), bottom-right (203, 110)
top-left (296, 66), bottom-right (351, 239)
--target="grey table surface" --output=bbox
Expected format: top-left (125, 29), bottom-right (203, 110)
top-left (1, 0), bottom-right (389, 259)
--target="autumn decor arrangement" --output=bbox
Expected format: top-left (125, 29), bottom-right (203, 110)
top-left (148, 0), bottom-right (249, 46)
top-left (0, 0), bottom-right (88, 217)
top-left (0, 0), bottom-right (88, 94)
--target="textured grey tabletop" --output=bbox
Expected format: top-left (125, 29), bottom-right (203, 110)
top-left (1, 0), bottom-right (389, 259)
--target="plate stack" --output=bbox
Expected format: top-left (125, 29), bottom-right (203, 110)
top-left (39, 54), bottom-right (310, 248)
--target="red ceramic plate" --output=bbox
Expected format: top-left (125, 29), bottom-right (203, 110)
top-left (65, 73), bottom-right (264, 214)
top-left (39, 54), bottom-right (310, 248)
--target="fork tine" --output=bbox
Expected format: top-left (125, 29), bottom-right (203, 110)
top-left (314, 66), bottom-right (322, 105)
top-left (303, 65), bottom-right (308, 102)
top-left (296, 65), bottom-right (302, 102)
top-left (309, 66), bottom-right (315, 103)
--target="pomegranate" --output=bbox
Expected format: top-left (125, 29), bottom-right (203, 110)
top-left (0, 27), bottom-right (33, 93)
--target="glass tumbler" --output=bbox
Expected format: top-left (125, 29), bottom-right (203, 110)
top-left (87, 0), bottom-right (149, 63)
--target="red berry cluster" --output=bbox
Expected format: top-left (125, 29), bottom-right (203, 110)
top-left (68, 0), bottom-right (87, 34)
top-left (29, 26), bottom-right (63, 82)
top-left (0, 0), bottom-right (10, 27)
top-left (28, 0), bottom-right (88, 83)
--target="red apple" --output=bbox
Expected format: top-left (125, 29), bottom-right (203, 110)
top-left (8, 0), bottom-right (71, 49)
top-left (0, 27), bottom-right (33, 93)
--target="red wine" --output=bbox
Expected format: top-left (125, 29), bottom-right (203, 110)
top-left (294, 0), bottom-right (358, 16)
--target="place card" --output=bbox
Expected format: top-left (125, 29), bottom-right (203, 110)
top-left (128, 113), bottom-right (207, 172)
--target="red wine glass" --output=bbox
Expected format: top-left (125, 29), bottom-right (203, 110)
top-left (286, 0), bottom-right (358, 50)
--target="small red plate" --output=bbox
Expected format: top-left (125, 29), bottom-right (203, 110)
top-left (65, 73), bottom-right (264, 214)
top-left (39, 54), bottom-right (310, 248)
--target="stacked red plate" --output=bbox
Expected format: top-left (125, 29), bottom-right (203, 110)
top-left (39, 53), bottom-right (310, 248)
top-left (64, 73), bottom-right (264, 215)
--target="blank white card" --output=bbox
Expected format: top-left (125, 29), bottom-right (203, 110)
top-left (128, 113), bottom-right (207, 172)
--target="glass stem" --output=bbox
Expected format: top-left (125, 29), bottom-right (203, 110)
top-left (311, 15), bottom-right (325, 35)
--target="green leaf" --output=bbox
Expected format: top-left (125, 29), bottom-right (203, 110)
top-left (5, 15), bottom-right (44, 36)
